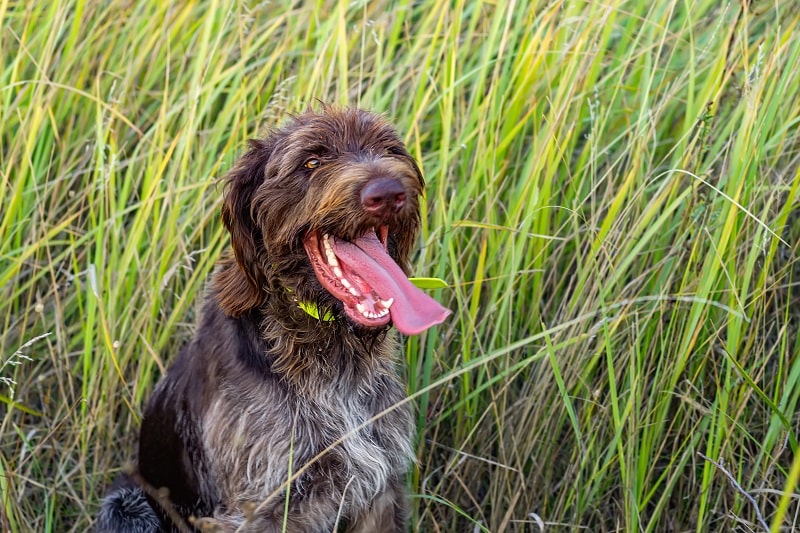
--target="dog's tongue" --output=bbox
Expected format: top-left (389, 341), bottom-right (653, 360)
top-left (334, 233), bottom-right (450, 335)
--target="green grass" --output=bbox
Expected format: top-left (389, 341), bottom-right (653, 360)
top-left (3, 0), bottom-right (800, 531)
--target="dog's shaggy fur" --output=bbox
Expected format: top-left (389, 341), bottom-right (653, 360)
top-left (97, 108), bottom-right (448, 532)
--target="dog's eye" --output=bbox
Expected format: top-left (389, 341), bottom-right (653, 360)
top-left (304, 158), bottom-right (321, 169)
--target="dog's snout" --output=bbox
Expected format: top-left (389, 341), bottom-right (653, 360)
top-left (360, 177), bottom-right (407, 218)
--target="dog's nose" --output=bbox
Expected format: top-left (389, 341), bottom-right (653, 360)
top-left (360, 178), bottom-right (406, 218)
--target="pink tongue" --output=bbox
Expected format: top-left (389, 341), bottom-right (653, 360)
top-left (333, 234), bottom-right (451, 335)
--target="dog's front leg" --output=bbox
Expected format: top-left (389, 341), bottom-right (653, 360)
top-left (137, 375), bottom-right (211, 525)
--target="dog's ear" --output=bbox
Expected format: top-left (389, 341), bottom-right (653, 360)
top-left (214, 140), bottom-right (272, 317)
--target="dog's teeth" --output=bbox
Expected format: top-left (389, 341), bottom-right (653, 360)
top-left (356, 303), bottom-right (367, 314)
top-left (333, 266), bottom-right (343, 278)
top-left (380, 297), bottom-right (394, 309)
top-left (323, 236), bottom-right (338, 266)
top-left (349, 286), bottom-right (360, 297)
top-left (340, 278), bottom-right (351, 289)
top-left (325, 249), bottom-right (339, 267)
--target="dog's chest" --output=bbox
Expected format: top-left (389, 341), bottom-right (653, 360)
top-left (305, 384), bottom-right (412, 496)
top-left (203, 375), bottom-right (413, 510)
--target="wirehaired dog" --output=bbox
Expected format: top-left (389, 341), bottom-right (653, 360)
top-left (97, 108), bottom-right (450, 532)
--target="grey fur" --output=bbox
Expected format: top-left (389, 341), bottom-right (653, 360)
top-left (96, 486), bottom-right (161, 533)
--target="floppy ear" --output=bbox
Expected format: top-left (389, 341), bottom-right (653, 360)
top-left (214, 139), bottom-right (272, 317)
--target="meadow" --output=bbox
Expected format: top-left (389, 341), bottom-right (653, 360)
top-left (2, 1), bottom-right (800, 531)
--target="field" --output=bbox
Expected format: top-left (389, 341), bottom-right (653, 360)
top-left (2, 1), bottom-right (800, 531)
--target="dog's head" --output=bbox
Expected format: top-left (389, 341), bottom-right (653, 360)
top-left (214, 107), bottom-right (449, 335)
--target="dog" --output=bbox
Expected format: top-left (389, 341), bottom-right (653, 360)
top-left (97, 107), bottom-right (450, 532)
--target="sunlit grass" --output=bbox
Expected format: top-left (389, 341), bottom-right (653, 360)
top-left (2, 1), bottom-right (800, 531)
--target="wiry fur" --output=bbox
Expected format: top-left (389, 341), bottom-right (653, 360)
top-left (98, 108), bottom-right (425, 532)
top-left (96, 484), bottom-right (161, 533)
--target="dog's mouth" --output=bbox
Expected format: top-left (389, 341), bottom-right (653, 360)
top-left (303, 227), bottom-right (450, 335)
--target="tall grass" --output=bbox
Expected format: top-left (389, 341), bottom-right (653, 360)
top-left (2, 1), bottom-right (799, 531)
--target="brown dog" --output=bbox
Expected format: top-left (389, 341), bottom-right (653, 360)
top-left (97, 108), bottom-right (449, 532)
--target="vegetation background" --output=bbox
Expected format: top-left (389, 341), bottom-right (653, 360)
top-left (2, 0), bottom-right (800, 531)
